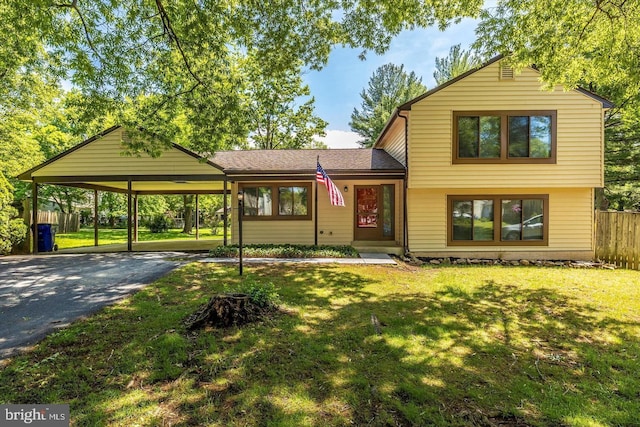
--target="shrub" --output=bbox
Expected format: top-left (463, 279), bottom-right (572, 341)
top-left (228, 280), bottom-right (280, 308)
top-left (209, 244), bottom-right (358, 258)
top-left (148, 214), bottom-right (170, 233)
top-left (0, 173), bottom-right (27, 254)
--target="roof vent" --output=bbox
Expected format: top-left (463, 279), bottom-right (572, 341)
top-left (500, 64), bottom-right (515, 80)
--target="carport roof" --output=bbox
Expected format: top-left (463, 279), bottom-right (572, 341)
top-left (18, 126), bottom-right (405, 193)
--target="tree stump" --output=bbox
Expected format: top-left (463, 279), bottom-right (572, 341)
top-left (185, 293), bottom-right (266, 330)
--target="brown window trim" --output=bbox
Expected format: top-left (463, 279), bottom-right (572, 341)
top-left (239, 182), bottom-right (312, 221)
top-left (453, 111), bottom-right (557, 164)
top-left (447, 194), bottom-right (549, 246)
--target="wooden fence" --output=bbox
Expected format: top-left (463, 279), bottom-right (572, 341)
top-left (595, 211), bottom-right (640, 270)
top-left (35, 211), bottom-right (81, 234)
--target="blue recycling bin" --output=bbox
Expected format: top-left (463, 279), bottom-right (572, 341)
top-left (37, 223), bottom-right (55, 252)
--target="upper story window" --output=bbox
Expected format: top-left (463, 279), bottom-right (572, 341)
top-left (241, 183), bottom-right (311, 220)
top-left (453, 111), bottom-right (557, 164)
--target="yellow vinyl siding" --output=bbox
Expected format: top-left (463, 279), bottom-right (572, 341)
top-left (377, 117), bottom-right (407, 166)
top-left (408, 62), bottom-right (604, 189)
top-left (32, 128), bottom-right (222, 177)
top-left (231, 179), bottom-right (403, 246)
top-left (408, 188), bottom-right (594, 255)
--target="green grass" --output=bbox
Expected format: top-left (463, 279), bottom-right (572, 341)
top-left (1, 264), bottom-right (639, 426)
top-left (55, 227), bottom-right (225, 249)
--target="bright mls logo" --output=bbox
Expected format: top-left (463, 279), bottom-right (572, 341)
top-left (1, 404), bottom-right (69, 426)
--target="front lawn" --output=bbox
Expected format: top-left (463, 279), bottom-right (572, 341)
top-left (1, 264), bottom-right (639, 426)
top-left (55, 227), bottom-right (224, 249)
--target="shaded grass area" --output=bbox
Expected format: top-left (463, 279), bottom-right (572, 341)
top-left (209, 244), bottom-right (359, 258)
top-left (1, 264), bottom-right (639, 426)
top-left (55, 227), bottom-right (223, 249)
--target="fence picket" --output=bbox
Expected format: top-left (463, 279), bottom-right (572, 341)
top-left (595, 211), bottom-right (640, 270)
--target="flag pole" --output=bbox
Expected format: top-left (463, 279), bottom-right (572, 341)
top-left (315, 155), bottom-right (319, 246)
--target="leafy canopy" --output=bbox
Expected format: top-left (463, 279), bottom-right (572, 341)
top-left (433, 44), bottom-right (481, 85)
top-left (0, 0), bottom-right (484, 154)
top-left (350, 64), bottom-right (427, 147)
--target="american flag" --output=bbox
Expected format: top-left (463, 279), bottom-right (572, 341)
top-left (316, 161), bottom-right (345, 207)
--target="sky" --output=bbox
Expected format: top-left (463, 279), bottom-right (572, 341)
top-left (305, 17), bottom-right (482, 149)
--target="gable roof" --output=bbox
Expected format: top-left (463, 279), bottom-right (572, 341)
top-left (211, 148), bottom-right (405, 176)
top-left (374, 55), bottom-right (614, 147)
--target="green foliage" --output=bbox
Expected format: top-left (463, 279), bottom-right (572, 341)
top-left (98, 193), bottom-right (127, 228)
top-left (350, 63), bottom-right (427, 147)
top-left (246, 65), bottom-right (327, 149)
top-left (475, 1), bottom-right (640, 95)
top-left (1, 1), bottom-right (484, 155)
top-left (433, 44), bottom-right (481, 85)
top-left (0, 172), bottom-right (27, 254)
top-left (227, 280), bottom-right (280, 308)
top-left (209, 243), bottom-right (358, 258)
top-left (147, 215), bottom-right (171, 234)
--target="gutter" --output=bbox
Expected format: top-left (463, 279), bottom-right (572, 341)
top-left (397, 110), bottom-right (409, 255)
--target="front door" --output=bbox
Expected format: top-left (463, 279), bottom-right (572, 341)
top-left (354, 185), bottom-right (394, 241)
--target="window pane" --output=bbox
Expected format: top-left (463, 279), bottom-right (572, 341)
top-left (501, 199), bottom-right (522, 240)
top-left (479, 116), bottom-right (501, 158)
top-left (458, 117), bottom-right (479, 158)
top-left (293, 187), bottom-right (308, 216)
top-left (255, 187), bottom-right (272, 216)
top-left (279, 187), bottom-right (293, 215)
top-left (522, 199), bottom-right (544, 240)
top-left (508, 116), bottom-right (529, 157)
top-left (529, 116), bottom-right (552, 158)
top-left (473, 200), bottom-right (494, 240)
top-left (382, 185), bottom-right (393, 237)
top-left (452, 200), bottom-right (473, 240)
top-left (243, 188), bottom-right (258, 216)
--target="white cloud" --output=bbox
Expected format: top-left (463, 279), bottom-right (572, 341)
top-left (315, 129), bottom-right (362, 149)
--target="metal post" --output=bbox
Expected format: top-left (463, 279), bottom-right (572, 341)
top-left (238, 191), bottom-right (244, 276)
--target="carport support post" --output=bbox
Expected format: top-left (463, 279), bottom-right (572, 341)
top-left (127, 179), bottom-right (132, 252)
top-left (31, 181), bottom-right (38, 254)
top-left (94, 190), bottom-right (99, 246)
top-left (195, 194), bottom-right (200, 240)
top-left (133, 195), bottom-right (139, 242)
top-left (223, 179), bottom-right (228, 246)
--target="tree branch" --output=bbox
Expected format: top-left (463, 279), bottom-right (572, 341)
top-left (54, 0), bottom-right (105, 62)
top-left (155, 0), bottom-right (204, 87)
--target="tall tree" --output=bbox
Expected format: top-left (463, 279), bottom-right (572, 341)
top-left (350, 64), bottom-right (427, 147)
top-left (246, 66), bottom-right (327, 150)
top-left (0, 1), bottom-right (484, 154)
top-left (475, 1), bottom-right (640, 210)
top-left (433, 44), bottom-right (481, 85)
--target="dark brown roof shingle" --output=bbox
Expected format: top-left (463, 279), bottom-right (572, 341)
top-left (210, 149), bottom-right (404, 175)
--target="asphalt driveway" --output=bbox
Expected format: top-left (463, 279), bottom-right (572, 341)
top-left (0, 252), bottom-right (184, 359)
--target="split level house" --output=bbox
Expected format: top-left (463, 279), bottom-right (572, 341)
top-left (19, 56), bottom-right (612, 260)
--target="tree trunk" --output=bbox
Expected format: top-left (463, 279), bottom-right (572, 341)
top-left (185, 293), bottom-right (269, 330)
top-left (182, 195), bottom-right (193, 234)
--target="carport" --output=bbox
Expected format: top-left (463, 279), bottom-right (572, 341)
top-left (18, 126), bottom-right (230, 254)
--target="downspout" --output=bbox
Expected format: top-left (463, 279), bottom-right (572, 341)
top-left (397, 110), bottom-right (409, 255)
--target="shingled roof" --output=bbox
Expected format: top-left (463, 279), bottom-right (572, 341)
top-left (210, 148), bottom-right (405, 176)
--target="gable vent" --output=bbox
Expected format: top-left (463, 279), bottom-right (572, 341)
top-left (500, 64), bottom-right (515, 80)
